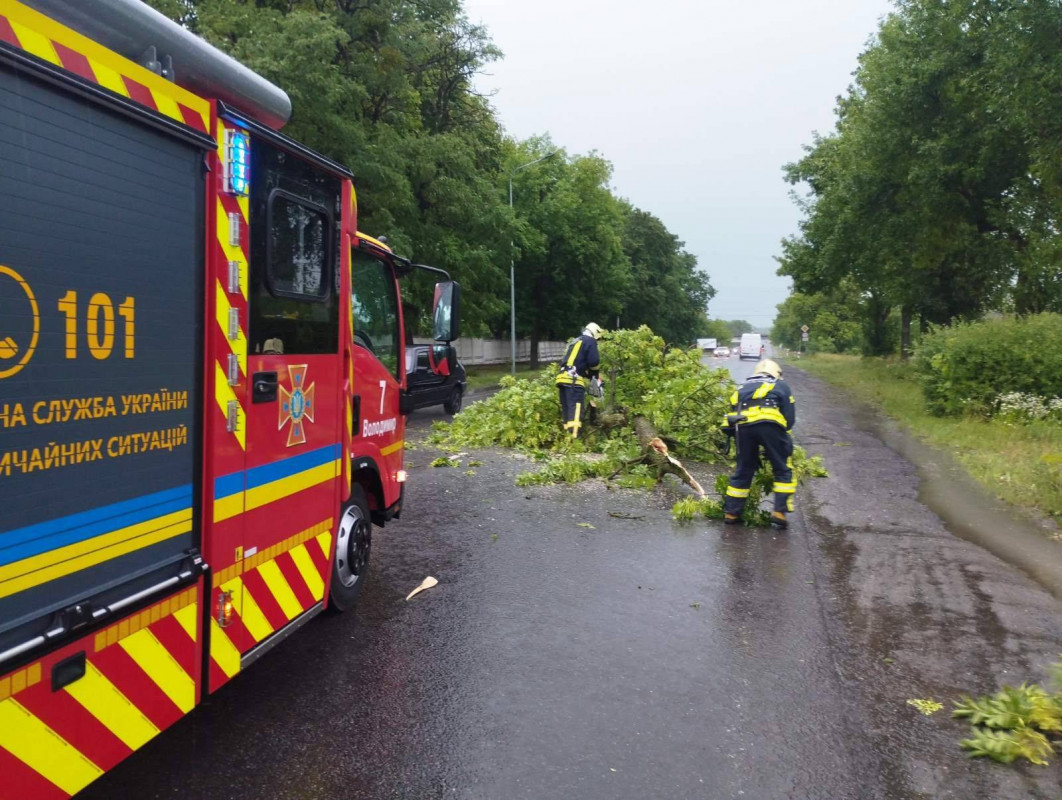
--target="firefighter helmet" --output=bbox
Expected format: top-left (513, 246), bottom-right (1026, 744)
top-left (753, 359), bottom-right (782, 379)
top-left (584, 322), bottom-right (604, 340)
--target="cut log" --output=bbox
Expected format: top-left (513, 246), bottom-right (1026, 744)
top-left (627, 416), bottom-right (705, 498)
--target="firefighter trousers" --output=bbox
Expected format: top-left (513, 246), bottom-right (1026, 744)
top-left (723, 422), bottom-right (796, 515)
top-left (558, 384), bottom-right (586, 437)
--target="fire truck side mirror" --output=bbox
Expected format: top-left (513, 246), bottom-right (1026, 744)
top-left (432, 281), bottom-right (461, 343)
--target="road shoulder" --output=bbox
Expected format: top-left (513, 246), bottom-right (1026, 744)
top-left (788, 365), bottom-right (1062, 798)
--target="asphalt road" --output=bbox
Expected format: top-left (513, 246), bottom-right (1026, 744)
top-left (79, 352), bottom-right (1062, 799)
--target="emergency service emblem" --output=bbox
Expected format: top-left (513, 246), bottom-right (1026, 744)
top-left (279, 364), bottom-right (315, 446)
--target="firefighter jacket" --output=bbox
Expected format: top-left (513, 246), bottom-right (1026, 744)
top-left (555, 333), bottom-right (600, 388)
top-left (725, 374), bottom-right (796, 430)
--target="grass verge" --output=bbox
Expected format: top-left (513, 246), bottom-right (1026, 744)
top-left (793, 354), bottom-right (1062, 524)
top-left (464, 362), bottom-right (538, 392)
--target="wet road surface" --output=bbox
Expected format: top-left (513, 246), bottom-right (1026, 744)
top-left (79, 353), bottom-right (1062, 799)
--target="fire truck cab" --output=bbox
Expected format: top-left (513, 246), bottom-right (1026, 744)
top-left (0, 2), bottom-right (458, 797)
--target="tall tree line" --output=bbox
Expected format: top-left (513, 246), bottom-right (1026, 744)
top-left (776, 0), bottom-right (1062, 355)
top-left (146, 0), bottom-right (717, 354)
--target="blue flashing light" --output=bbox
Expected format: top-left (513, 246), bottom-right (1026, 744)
top-left (225, 130), bottom-right (250, 196)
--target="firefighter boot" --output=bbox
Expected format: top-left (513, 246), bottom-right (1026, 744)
top-left (770, 511), bottom-right (788, 529)
top-left (724, 514), bottom-right (741, 525)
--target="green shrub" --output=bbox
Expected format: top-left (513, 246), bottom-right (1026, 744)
top-left (915, 314), bottom-right (1062, 416)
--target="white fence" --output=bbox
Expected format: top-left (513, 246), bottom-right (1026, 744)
top-left (413, 338), bottom-right (568, 365)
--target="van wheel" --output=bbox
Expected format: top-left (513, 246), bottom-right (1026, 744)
top-left (444, 386), bottom-right (463, 415)
top-left (329, 486), bottom-right (371, 612)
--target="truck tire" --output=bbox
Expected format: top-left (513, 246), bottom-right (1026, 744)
top-left (329, 485), bottom-right (372, 612)
top-left (444, 386), bottom-right (463, 415)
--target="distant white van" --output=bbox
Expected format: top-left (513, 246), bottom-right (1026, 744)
top-left (738, 333), bottom-right (763, 360)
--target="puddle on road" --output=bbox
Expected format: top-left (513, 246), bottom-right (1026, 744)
top-left (851, 404), bottom-right (1062, 601)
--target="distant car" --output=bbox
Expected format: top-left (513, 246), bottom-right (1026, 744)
top-left (405, 344), bottom-right (466, 414)
top-left (713, 346), bottom-right (731, 358)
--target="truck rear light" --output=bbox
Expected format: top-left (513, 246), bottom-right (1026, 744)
top-left (216, 590), bottom-right (235, 628)
top-left (396, 470), bottom-right (407, 483)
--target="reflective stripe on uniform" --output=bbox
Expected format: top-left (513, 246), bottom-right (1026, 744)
top-left (565, 340), bottom-right (583, 367)
top-left (739, 406), bottom-right (788, 427)
top-left (772, 481), bottom-right (797, 494)
top-left (752, 381), bottom-right (775, 400)
top-left (726, 485), bottom-right (750, 498)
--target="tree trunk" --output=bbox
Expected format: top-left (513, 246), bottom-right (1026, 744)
top-left (632, 416), bottom-right (705, 498)
top-left (900, 306), bottom-right (912, 361)
top-left (863, 294), bottom-right (891, 356)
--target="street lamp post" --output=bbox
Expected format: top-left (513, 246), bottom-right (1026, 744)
top-left (509, 152), bottom-right (556, 375)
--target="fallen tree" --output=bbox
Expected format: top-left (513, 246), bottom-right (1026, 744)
top-left (428, 326), bottom-right (825, 524)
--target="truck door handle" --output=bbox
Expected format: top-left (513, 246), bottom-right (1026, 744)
top-left (253, 371), bottom-right (278, 403)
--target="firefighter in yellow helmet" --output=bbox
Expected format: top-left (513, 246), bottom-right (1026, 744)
top-left (721, 359), bottom-right (796, 528)
top-left (555, 322), bottom-right (603, 437)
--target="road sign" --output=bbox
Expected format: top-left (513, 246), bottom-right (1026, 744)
top-left (801, 332), bottom-right (809, 341)
top-left (800, 324), bottom-right (809, 333)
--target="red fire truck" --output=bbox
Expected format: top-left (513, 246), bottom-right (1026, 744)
top-left (0, 2), bottom-right (460, 797)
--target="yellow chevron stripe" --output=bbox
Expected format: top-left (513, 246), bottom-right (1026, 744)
top-left (234, 578), bottom-right (274, 642)
top-left (315, 531), bottom-right (333, 562)
top-left (244, 460), bottom-right (339, 512)
top-left (290, 544), bottom-right (325, 602)
top-left (213, 361), bottom-right (246, 451)
top-left (380, 439), bottom-right (404, 456)
top-left (64, 661), bottom-right (160, 750)
top-left (119, 629), bottom-right (195, 714)
top-left (7, 1), bottom-right (209, 128)
top-left (0, 698), bottom-right (103, 795)
top-left (215, 281), bottom-right (247, 376)
top-left (256, 560), bottom-right (302, 620)
top-left (173, 603), bottom-right (198, 643)
top-left (209, 620), bottom-right (241, 678)
top-left (0, 510), bottom-right (192, 600)
top-left (88, 59), bottom-right (130, 98)
top-left (153, 92), bottom-right (182, 123)
top-left (9, 21), bottom-right (60, 65)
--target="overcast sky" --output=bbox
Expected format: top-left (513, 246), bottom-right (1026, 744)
top-left (461, 0), bottom-right (894, 329)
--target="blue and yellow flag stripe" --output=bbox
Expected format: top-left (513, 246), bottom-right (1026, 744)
top-left (0, 487), bottom-right (193, 600)
top-left (213, 443), bottom-right (341, 523)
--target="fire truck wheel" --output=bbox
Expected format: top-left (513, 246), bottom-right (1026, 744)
top-left (330, 486), bottom-right (372, 612)
top-left (444, 386), bottom-right (463, 415)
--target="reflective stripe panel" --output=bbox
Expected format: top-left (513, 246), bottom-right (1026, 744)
top-left (234, 578), bottom-right (275, 642)
top-left (173, 604), bottom-right (198, 643)
top-left (0, 698), bottom-right (103, 796)
top-left (290, 544), bottom-right (325, 602)
top-left (63, 662), bottom-right (159, 751)
top-left (256, 560), bottom-right (302, 621)
top-left (773, 482), bottom-right (797, 493)
top-left (118, 630), bottom-right (196, 714)
top-left (209, 619), bottom-right (241, 678)
top-left (726, 486), bottom-right (750, 498)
